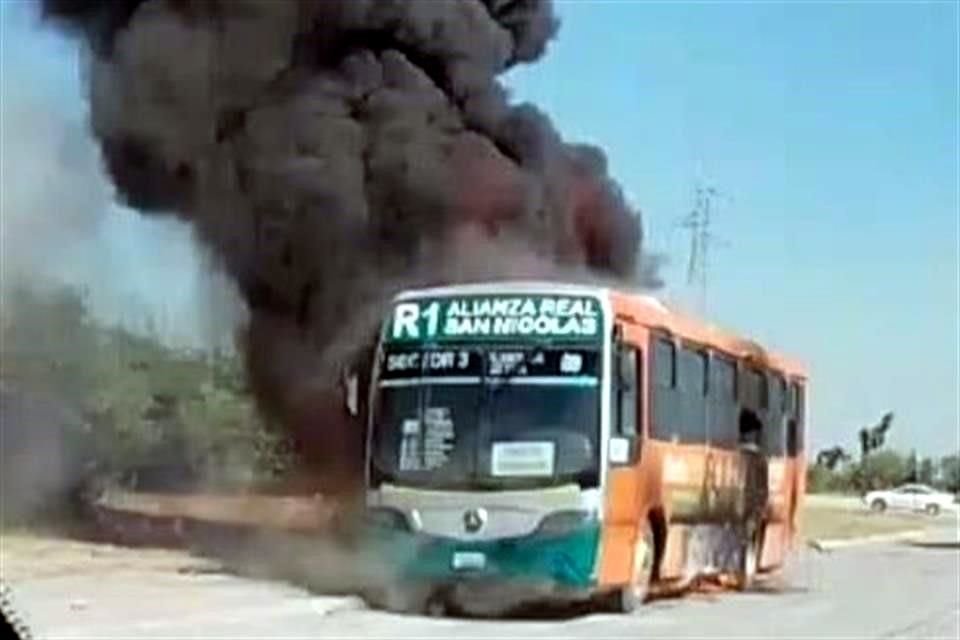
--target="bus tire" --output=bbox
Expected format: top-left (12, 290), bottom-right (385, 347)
top-left (609, 522), bottom-right (655, 613)
top-left (733, 528), bottom-right (760, 591)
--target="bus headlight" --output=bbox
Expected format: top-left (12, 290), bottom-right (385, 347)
top-left (535, 510), bottom-right (596, 537)
top-left (365, 507), bottom-right (411, 531)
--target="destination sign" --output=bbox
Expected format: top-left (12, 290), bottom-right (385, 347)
top-left (384, 294), bottom-right (603, 343)
top-left (378, 347), bottom-right (600, 381)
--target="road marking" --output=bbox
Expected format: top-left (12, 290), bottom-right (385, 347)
top-left (43, 597), bottom-right (360, 638)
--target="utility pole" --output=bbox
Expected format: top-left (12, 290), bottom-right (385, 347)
top-left (679, 181), bottom-right (725, 315)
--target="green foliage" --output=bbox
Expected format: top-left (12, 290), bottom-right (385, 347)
top-left (941, 454), bottom-right (960, 493)
top-left (807, 462), bottom-right (858, 494)
top-left (0, 283), bottom-right (294, 500)
top-left (918, 457), bottom-right (936, 485)
top-left (806, 464), bottom-right (832, 494)
top-left (808, 447), bottom-right (958, 495)
top-left (855, 449), bottom-right (909, 491)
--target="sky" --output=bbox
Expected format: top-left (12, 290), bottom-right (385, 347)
top-left (503, 0), bottom-right (959, 456)
top-left (1, 0), bottom-right (957, 456)
top-left (0, 0), bottom-right (243, 353)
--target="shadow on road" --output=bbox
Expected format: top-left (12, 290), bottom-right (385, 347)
top-left (741, 581), bottom-right (812, 596)
top-left (454, 600), bottom-right (601, 621)
top-left (901, 541), bottom-right (960, 550)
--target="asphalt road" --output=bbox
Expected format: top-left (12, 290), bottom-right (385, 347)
top-left (6, 523), bottom-right (959, 640)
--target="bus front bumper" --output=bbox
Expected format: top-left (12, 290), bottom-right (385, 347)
top-left (364, 522), bottom-right (602, 604)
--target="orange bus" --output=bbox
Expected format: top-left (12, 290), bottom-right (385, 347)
top-left (362, 281), bottom-right (808, 614)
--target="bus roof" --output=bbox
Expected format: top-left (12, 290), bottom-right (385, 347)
top-left (392, 280), bottom-right (610, 301)
top-left (390, 280), bottom-right (807, 379)
top-left (609, 289), bottom-right (808, 379)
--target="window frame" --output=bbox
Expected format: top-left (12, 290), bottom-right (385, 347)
top-left (615, 340), bottom-right (640, 438)
top-left (654, 336), bottom-right (677, 389)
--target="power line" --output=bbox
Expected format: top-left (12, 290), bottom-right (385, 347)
top-left (677, 181), bottom-right (728, 315)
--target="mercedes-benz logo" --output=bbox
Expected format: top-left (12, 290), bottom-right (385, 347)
top-left (463, 507), bottom-right (487, 533)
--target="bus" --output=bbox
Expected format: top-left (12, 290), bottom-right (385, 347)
top-left (361, 281), bottom-right (807, 614)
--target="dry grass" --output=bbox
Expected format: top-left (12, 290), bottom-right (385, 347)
top-left (800, 504), bottom-right (929, 541)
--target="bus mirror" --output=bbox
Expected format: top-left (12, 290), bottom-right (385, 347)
top-left (609, 437), bottom-right (632, 465)
top-left (344, 371), bottom-right (359, 417)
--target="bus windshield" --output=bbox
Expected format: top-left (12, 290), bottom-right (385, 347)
top-left (369, 346), bottom-right (601, 490)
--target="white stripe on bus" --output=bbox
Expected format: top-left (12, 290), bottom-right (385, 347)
top-left (379, 377), bottom-right (480, 387)
top-left (378, 376), bottom-right (598, 388)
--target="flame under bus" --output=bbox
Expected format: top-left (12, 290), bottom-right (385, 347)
top-left (362, 281), bottom-right (807, 613)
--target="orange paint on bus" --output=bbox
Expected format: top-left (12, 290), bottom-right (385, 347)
top-left (597, 290), bottom-right (807, 590)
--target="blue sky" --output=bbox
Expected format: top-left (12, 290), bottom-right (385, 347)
top-left (505, 0), bottom-right (959, 456)
top-left (1, 1), bottom-right (241, 352)
top-left (2, 1), bottom-right (958, 455)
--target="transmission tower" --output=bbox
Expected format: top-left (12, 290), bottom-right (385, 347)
top-left (679, 182), bottom-right (725, 313)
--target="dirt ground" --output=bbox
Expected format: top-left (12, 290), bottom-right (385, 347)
top-left (0, 530), bottom-right (220, 583)
top-left (1, 496), bottom-right (940, 586)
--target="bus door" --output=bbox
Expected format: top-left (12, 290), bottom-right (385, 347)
top-left (607, 322), bottom-right (645, 508)
top-left (597, 322), bottom-right (645, 586)
top-left (785, 383), bottom-right (805, 534)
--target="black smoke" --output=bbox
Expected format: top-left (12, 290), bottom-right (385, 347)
top-left (40, 0), bottom-right (660, 489)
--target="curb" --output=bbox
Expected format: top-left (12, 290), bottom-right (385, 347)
top-left (806, 528), bottom-right (927, 552)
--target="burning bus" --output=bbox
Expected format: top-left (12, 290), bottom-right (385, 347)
top-left (361, 280), bottom-right (808, 614)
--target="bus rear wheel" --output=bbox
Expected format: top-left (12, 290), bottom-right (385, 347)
top-left (733, 526), bottom-right (761, 591)
top-left (608, 522), bottom-right (655, 613)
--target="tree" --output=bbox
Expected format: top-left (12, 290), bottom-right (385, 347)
top-left (807, 460), bottom-right (858, 494)
top-left (855, 449), bottom-right (908, 491)
top-left (815, 446), bottom-right (851, 470)
top-left (905, 449), bottom-right (919, 483)
top-left (1, 283), bottom-right (291, 524)
top-left (940, 454), bottom-right (960, 493)
top-left (807, 464), bottom-right (832, 494)
top-left (858, 412), bottom-right (894, 459)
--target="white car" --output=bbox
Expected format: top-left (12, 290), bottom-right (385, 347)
top-left (863, 483), bottom-right (957, 516)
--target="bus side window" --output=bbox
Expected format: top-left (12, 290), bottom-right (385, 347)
top-left (787, 382), bottom-right (806, 456)
top-left (766, 373), bottom-right (787, 455)
top-left (738, 367), bottom-right (767, 448)
top-left (616, 343), bottom-right (639, 437)
top-left (651, 337), bottom-right (676, 441)
top-left (759, 370), bottom-right (769, 410)
top-left (654, 338), bottom-right (676, 388)
top-left (709, 353), bottom-right (738, 448)
top-left (779, 375), bottom-right (788, 412)
top-left (678, 346), bottom-right (708, 443)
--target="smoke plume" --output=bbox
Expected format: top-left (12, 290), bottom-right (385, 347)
top-left (40, 0), bottom-right (659, 487)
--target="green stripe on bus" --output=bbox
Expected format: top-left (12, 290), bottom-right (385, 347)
top-left (365, 522), bottom-right (601, 589)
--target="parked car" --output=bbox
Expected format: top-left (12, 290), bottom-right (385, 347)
top-left (863, 483), bottom-right (956, 516)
